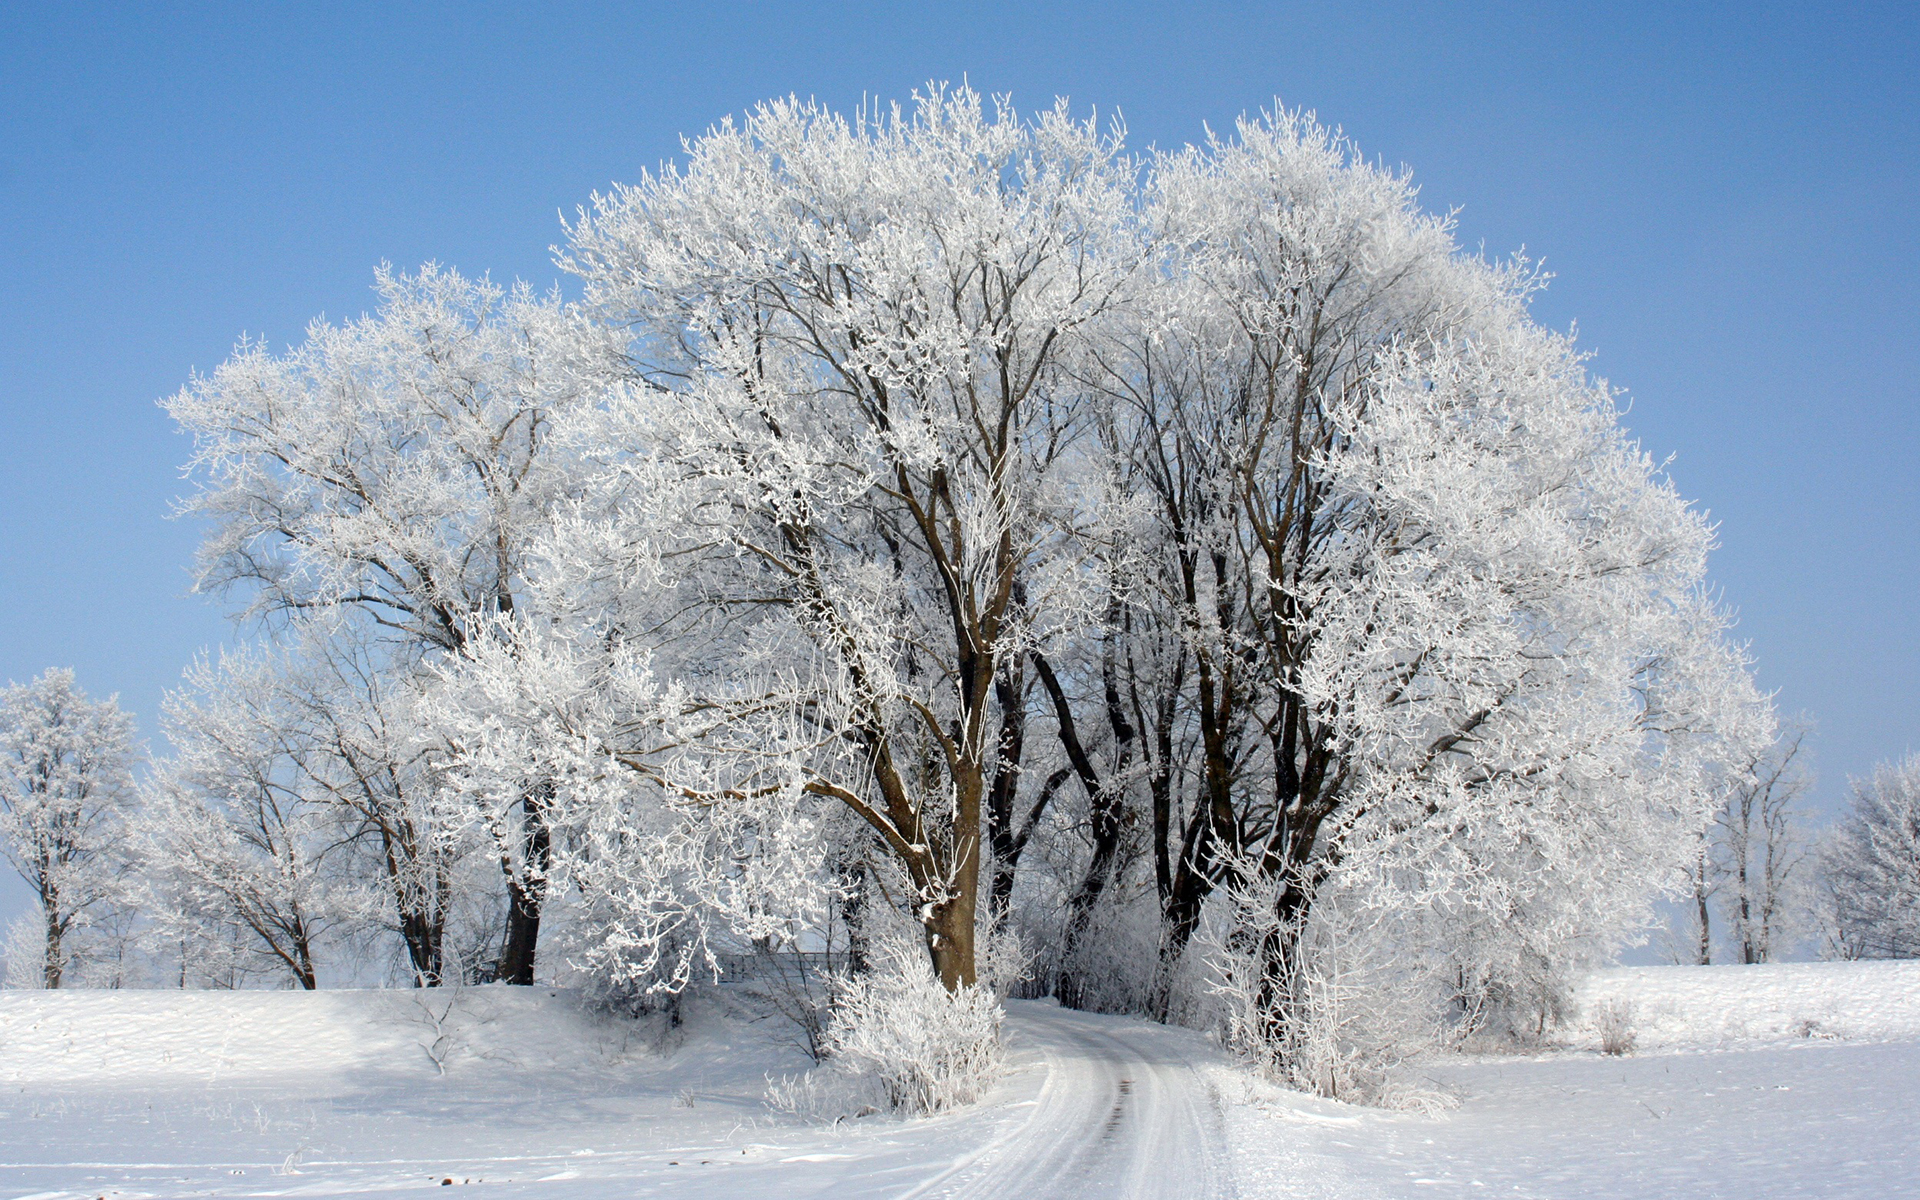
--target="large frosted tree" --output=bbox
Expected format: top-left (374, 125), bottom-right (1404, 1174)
top-left (165, 89), bottom-right (1769, 1099)
top-left (439, 92), bottom-right (1766, 1032)
top-left (536, 89), bottom-right (1138, 990)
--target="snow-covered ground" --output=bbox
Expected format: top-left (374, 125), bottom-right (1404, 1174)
top-left (1, 962), bottom-right (1913, 1198)
top-left (1223, 961), bottom-right (1920, 1199)
top-left (0, 988), bottom-right (1232, 1199)
top-left (1221, 1039), bottom-right (1919, 1199)
top-left (1569, 959), bottom-right (1920, 1050)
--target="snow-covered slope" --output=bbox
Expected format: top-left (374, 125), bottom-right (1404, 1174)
top-left (1213, 960), bottom-right (1920, 1199)
top-left (1220, 1037), bottom-right (1920, 1199)
top-left (1568, 959), bottom-right (1920, 1051)
top-left (0, 985), bottom-right (638, 1085)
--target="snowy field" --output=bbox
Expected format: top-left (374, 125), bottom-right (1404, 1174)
top-left (1224, 961), bottom-right (1920, 1199)
top-left (1, 962), bottom-right (1914, 1199)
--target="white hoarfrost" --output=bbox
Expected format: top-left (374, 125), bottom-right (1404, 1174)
top-left (0, 668), bottom-right (139, 989)
top-left (1817, 751), bottom-right (1920, 959)
top-left (771, 941), bottom-right (1004, 1117)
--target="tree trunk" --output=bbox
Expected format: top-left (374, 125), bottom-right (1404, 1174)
top-left (401, 907), bottom-right (444, 986)
top-left (1252, 879), bottom-right (1311, 1056)
top-left (497, 787), bottom-right (552, 985)
top-left (925, 890), bottom-right (978, 992)
top-left (381, 828), bottom-right (449, 985)
top-left (1059, 640), bottom-right (1137, 1000)
top-left (922, 751), bottom-right (983, 992)
top-left (1033, 646), bottom-right (1135, 1008)
top-left (985, 658), bottom-right (1028, 927)
top-left (1693, 850), bottom-right (1712, 966)
top-left (293, 921), bottom-right (318, 990)
top-left (837, 857), bottom-right (870, 976)
top-left (42, 912), bottom-right (62, 990)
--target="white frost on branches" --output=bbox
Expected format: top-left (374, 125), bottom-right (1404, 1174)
top-left (1820, 753), bottom-right (1920, 960)
top-left (0, 670), bottom-right (138, 988)
top-left (143, 89), bottom-right (1778, 1108)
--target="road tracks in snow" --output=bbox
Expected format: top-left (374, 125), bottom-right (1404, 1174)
top-left (907, 999), bottom-right (1237, 1200)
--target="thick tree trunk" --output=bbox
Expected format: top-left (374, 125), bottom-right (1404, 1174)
top-left (925, 891), bottom-right (978, 992)
top-left (42, 914), bottom-right (62, 990)
top-left (985, 658), bottom-right (1028, 927)
top-left (497, 787), bottom-right (552, 985)
top-left (921, 746), bottom-right (984, 992)
top-left (401, 908), bottom-right (445, 986)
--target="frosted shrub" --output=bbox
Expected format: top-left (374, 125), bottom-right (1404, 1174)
top-left (1207, 868), bottom-right (1451, 1111)
top-left (0, 913), bottom-right (45, 990)
top-left (975, 921), bottom-right (1034, 1001)
top-left (1055, 893), bottom-right (1169, 1015)
top-left (1593, 997), bottom-right (1637, 1056)
top-left (769, 941), bottom-right (1003, 1118)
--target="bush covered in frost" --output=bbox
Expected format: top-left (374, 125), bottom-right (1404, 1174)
top-left (769, 941), bottom-right (1003, 1118)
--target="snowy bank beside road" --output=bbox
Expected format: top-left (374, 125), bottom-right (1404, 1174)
top-left (0, 985), bottom-right (647, 1085)
top-left (1218, 961), bottom-right (1920, 1199)
top-left (1570, 960), bottom-right (1920, 1052)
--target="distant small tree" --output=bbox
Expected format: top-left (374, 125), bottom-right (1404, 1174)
top-left (1819, 752), bottom-right (1920, 960)
top-left (1714, 725), bottom-right (1811, 964)
top-left (0, 669), bottom-right (139, 987)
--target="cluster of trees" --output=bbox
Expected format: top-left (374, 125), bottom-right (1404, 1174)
top-left (3, 90), bottom-right (1906, 1098)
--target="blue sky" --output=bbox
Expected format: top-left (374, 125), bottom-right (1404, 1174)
top-left (1, 3), bottom-right (1914, 895)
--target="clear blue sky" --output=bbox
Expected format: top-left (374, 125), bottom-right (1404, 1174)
top-left (1, 3), bottom-right (1914, 856)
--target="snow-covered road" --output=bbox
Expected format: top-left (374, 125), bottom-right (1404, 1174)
top-left (903, 1001), bottom-right (1237, 1199)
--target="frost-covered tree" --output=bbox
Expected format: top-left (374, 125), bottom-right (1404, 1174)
top-left (280, 633), bottom-right (485, 985)
top-left (0, 669), bottom-right (139, 988)
top-left (1029, 112), bottom-right (1771, 1053)
top-left (1711, 725), bottom-right (1810, 964)
top-left (528, 88), bottom-right (1138, 991)
top-left (166, 265), bottom-right (610, 983)
top-left (443, 94), bottom-right (1767, 1036)
top-left (1218, 328), bottom-right (1764, 1069)
top-left (1819, 753), bottom-right (1920, 960)
top-left (138, 649), bottom-right (358, 989)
